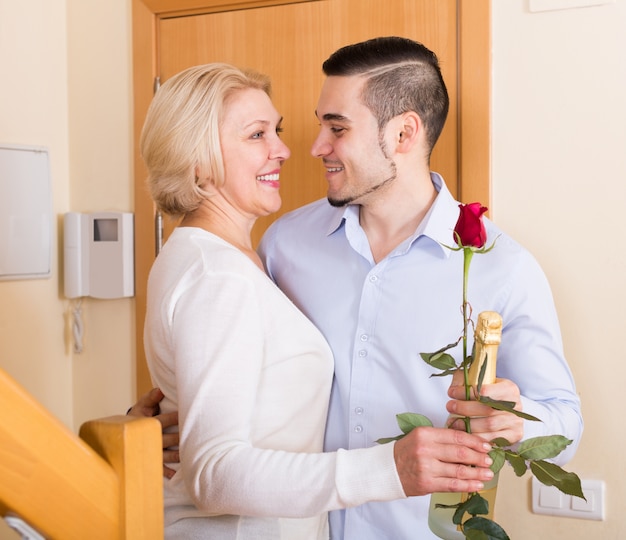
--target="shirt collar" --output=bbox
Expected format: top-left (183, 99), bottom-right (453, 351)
top-left (325, 173), bottom-right (460, 256)
top-left (412, 172), bottom-right (460, 257)
top-left (325, 204), bottom-right (355, 236)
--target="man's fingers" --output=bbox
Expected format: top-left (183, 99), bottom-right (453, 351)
top-left (156, 410), bottom-right (179, 430)
top-left (162, 431), bottom-right (179, 450)
top-left (163, 465), bottom-right (176, 480)
top-left (163, 448), bottom-right (180, 465)
top-left (127, 387), bottom-right (165, 418)
top-left (144, 387), bottom-right (165, 406)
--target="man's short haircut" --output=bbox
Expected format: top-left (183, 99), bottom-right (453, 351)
top-left (322, 36), bottom-right (449, 155)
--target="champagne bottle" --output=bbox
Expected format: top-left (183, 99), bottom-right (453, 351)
top-left (428, 311), bottom-right (502, 539)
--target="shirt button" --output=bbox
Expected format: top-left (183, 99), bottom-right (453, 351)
top-left (360, 334), bottom-right (369, 342)
top-left (369, 275), bottom-right (378, 282)
top-left (358, 350), bottom-right (367, 358)
top-left (354, 425), bottom-right (363, 433)
top-left (355, 407), bottom-right (364, 415)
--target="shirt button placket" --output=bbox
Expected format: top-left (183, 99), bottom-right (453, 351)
top-left (349, 271), bottom-right (379, 447)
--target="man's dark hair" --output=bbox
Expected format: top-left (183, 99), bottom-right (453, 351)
top-left (323, 36), bottom-right (449, 155)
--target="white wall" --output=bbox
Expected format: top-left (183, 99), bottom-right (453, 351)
top-left (491, 1), bottom-right (625, 537)
top-left (66, 0), bottom-right (136, 430)
top-left (0, 1), bottom-right (134, 537)
top-left (1, 0), bottom-right (624, 538)
top-left (0, 0), bottom-right (72, 422)
top-left (0, 0), bottom-right (135, 425)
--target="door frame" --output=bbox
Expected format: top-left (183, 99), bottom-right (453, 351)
top-left (131, 0), bottom-right (491, 395)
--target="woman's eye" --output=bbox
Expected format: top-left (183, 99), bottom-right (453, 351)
top-left (276, 127), bottom-right (284, 136)
top-left (251, 131), bottom-right (264, 139)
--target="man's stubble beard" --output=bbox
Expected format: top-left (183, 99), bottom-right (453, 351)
top-left (327, 138), bottom-right (397, 208)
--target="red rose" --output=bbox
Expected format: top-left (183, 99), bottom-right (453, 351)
top-left (454, 202), bottom-right (488, 248)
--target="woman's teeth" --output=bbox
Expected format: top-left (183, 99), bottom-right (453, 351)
top-left (257, 173), bottom-right (279, 182)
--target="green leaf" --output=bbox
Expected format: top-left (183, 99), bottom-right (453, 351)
top-left (375, 435), bottom-right (404, 444)
top-left (490, 437), bottom-right (512, 448)
top-left (477, 395), bottom-right (515, 409)
top-left (477, 396), bottom-right (541, 422)
top-left (489, 448), bottom-right (506, 475)
top-left (461, 353), bottom-right (474, 371)
top-left (473, 237), bottom-right (499, 255)
top-left (420, 351), bottom-right (458, 371)
top-left (464, 530), bottom-right (489, 540)
top-left (530, 460), bottom-right (586, 500)
top-left (453, 493), bottom-right (489, 525)
top-left (434, 502), bottom-right (462, 510)
top-left (397, 412), bottom-right (433, 433)
top-left (430, 367), bottom-right (459, 378)
top-left (517, 435), bottom-right (572, 461)
top-left (504, 451), bottom-right (528, 477)
top-left (476, 357), bottom-right (488, 394)
top-left (375, 413), bottom-right (433, 444)
top-left (462, 517), bottom-right (511, 540)
top-left (440, 241), bottom-right (463, 252)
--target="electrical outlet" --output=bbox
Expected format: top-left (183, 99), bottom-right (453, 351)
top-left (531, 477), bottom-right (605, 521)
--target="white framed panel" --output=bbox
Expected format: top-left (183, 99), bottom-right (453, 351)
top-left (0, 144), bottom-right (52, 280)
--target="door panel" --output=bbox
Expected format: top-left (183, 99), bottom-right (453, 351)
top-left (159, 0), bottom-right (457, 245)
top-left (133, 0), bottom-right (490, 395)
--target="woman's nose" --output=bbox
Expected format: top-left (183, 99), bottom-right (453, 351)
top-left (271, 136), bottom-right (291, 161)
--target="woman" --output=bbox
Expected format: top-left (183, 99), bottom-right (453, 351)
top-left (140, 63), bottom-right (491, 539)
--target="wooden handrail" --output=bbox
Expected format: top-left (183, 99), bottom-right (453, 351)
top-left (0, 367), bottom-right (163, 539)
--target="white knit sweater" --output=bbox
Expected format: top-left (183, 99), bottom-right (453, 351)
top-left (144, 228), bottom-right (404, 539)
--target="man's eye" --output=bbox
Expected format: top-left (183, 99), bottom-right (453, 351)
top-left (330, 127), bottom-right (345, 134)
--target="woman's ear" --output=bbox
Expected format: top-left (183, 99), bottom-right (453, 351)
top-left (195, 166), bottom-right (218, 195)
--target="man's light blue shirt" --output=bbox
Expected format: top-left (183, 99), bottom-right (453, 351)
top-left (258, 173), bottom-right (582, 540)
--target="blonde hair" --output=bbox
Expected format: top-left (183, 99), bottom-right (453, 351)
top-left (139, 63), bottom-right (271, 217)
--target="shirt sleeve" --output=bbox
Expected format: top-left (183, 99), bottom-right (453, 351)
top-left (496, 248), bottom-right (583, 464)
top-left (169, 270), bottom-right (405, 518)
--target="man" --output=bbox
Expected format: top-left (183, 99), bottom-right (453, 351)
top-left (132, 37), bottom-right (582, 539)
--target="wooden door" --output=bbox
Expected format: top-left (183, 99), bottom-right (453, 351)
top-left (132, 0), bottom-right (491, 394)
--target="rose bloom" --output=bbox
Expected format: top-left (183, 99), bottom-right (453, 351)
top-left (454, 203), bottom-right (488, 248)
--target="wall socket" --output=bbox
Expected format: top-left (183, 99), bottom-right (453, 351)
top-left (531, 477), bottom-right (605, 520)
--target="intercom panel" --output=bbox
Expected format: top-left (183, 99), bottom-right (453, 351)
top-left (64, 212), bottom-right (134, 299)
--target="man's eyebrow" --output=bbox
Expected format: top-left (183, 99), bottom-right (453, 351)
top-left (315, 110), bottom-right (351, 123)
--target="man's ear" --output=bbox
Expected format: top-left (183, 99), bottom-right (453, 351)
top-left (396, 111), bottom-right (421, 151)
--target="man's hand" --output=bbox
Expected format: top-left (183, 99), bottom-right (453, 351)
top-left (393, 427), bottom-right (494, 496)
top-left (127, 387), bottom-right (164, 417)
top-left (447, 374), bottom-right (524, 445)
top-left (127, 388), bottom-right (180, 479)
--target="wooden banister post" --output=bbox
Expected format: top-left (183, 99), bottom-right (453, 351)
top-left (80, 415), bottom-right (164, 539)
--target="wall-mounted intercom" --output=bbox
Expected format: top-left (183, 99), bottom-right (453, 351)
top-left (64, 212), bottom-right (134, 299)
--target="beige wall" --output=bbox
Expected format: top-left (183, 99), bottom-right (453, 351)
top-left (491, 1), bottom-right (625, 538)
top-left (0, 0), bottom-right (71, 421)
top-left (0, 0), bottom-right (624, 538)
top-left (0, 1), bottom-right (134, 536)
top-left (65, 0), bottom-right (136, 428)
